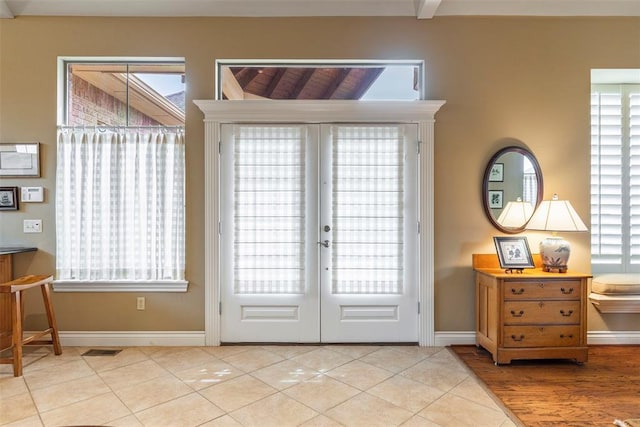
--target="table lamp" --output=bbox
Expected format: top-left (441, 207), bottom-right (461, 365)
top-left (496, 197), bottom-right (534, 228)
top-left (525, 193), bottom-right (588, 273)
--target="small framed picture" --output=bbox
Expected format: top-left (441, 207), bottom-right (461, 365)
top-left (0, 187), bottom-right (19, 210)
top-left (493, 236), bottom-right (535, 270)
top-left (488, 163), bottom-right (504, 182)
top-left (0, 142), bottom-right (40, 177)
top-left (488, 190), bottom-right (503, 209)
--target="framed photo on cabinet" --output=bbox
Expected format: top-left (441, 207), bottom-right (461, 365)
top-left (493, 236), bottom-right (535, 270)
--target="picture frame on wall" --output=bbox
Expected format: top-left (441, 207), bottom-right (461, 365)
top-left (488, 162), bottom-right (504, 182)
top-left (493, 236), bottom-right (535, 270)
top-left (0, 187), bottom-right (19, 210)
top-left (488, 190), bottom-right (503, 209)
top-left (0, 142), bottom-right (40, 177)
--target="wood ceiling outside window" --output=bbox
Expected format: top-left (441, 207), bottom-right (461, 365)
top-left (222, 66), bottom-right (388, 100)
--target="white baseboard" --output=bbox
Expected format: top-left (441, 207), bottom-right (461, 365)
top-left (434, 331), bottom-right (476, 346)
top-left (58, 331), bottom-right (206, 347)
top-left (435, 330), bottom-right (640, 346)
top-left (54, 330), bottom-right (640, 348)
top-left (586, 330), bottom-right (640, 345)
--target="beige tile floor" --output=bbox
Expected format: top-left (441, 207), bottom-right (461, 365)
top-left (0, 345), bottom-right (518, 427)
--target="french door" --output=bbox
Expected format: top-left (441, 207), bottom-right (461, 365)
top-left (219, 123), bottom-right (418, 343)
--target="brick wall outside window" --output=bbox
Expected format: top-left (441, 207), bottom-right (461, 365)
top-left (69, 74), bottom-right (160, 126)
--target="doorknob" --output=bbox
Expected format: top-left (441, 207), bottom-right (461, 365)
top-left (318, 240), bottom-right (330, 248)
top-left (324, 225), bottom-right (331, 232)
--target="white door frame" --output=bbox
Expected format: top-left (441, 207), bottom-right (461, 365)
top-left (194, 100), bottom-right (446, 346)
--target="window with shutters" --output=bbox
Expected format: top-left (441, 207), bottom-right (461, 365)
top-left (590, 82), bottom-right (640, 273)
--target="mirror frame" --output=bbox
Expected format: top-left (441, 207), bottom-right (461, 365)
top-left (482, 146), bottom-right (543, 234)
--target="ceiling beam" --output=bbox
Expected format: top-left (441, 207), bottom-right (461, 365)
top-left (435, 0), bottom-right (640, 17)
top-left (0, 0), bottom-right (14, 18)
top-left (290, 69), bottom-right (315, 99)
top-left (264, 68), bottom-right (287, 98)
top-left (2, 0), bottom-right (640, 18)
top-left (235, 68), bottom-right (260, 88)
top-left (221, 66), bottom-right (245, 100)
top-left (415, 0), bottom-right (442, 19)
top-left (321, 68), bottom-right (351, 99)
top-left (351, 68), bottom-right (384, 100)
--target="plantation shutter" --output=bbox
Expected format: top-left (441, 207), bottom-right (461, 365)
top-left (591, 84), bottom-right (640, 272)
top-left (630, 91), bottom-right (640, 266)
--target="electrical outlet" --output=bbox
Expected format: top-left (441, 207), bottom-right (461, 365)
top-left (136, 297), bottom-right (145, 310)
top-left (23, 219), bottom-right (42, 233)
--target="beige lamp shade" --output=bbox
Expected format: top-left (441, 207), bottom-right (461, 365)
top-left (525, 194), bottom-right (588, 272)
top-left (525, 194), bottom-right (588, 232)
top-left (496, 198), bottom-right (534, 228)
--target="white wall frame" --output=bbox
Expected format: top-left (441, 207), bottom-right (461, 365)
top-left (194, 100), bottom-right (445, 346)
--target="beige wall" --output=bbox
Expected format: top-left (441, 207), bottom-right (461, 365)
top-left (1, 16), bottom-right (638, 335)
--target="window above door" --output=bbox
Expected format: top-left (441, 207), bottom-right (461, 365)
top-left (217, 60), bottom-right (423, 101)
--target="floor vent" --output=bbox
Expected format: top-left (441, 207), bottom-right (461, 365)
top-left (81, 349), bottom-right (122, 356)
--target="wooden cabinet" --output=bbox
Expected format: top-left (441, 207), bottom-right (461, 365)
top-left (473, 254), bottom-right (591, 365)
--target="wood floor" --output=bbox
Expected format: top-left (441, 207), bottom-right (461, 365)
top-left (450, 345), bottom-right (640, 427)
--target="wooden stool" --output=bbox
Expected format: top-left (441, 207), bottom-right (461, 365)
top-left (0, 275), bottom-right (62, 376)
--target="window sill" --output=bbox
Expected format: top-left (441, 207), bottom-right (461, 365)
top-left (53, 280), bottom-right (189, 293)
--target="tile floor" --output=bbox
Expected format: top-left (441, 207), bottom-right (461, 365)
top-left (0, 345), bottom-right (518, 427)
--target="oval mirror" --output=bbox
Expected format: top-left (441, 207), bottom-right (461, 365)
top-left (482, 146), bottom-right (543, 234)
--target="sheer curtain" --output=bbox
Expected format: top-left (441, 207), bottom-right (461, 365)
top-left (56, 128), bottom-right (185, 282)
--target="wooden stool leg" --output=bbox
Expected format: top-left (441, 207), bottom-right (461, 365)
top-left (40, 282), bottom-right (62, 355)
top-left (11, 290), bottom-right (23, 377)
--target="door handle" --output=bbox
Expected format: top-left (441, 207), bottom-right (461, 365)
top-left (318, 240), bottom-right (330, 248)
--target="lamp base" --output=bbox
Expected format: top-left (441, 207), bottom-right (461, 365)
top-left (539, 236), bottom-right (571, 273)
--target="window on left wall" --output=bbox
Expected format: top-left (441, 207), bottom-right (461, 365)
top-left (55, 58), bottom-right (187, 292)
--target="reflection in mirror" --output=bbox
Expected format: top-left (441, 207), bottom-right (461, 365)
top-left (482, 146), bottom-right (543, 234)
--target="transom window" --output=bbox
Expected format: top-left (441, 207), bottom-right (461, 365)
top-left (217, 60), bottom-right (423, 101)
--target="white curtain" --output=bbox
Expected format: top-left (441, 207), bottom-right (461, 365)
top-left (56, 128), bottom-right (185, 281)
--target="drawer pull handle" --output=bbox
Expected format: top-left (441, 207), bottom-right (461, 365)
top-left (560, 310), bottom-right (574, 317)
top-left (560, 287), bottom-right (574, 295)
top-left (510, 310), bottom-right (525, 317)
top-left (511, 334), bottom-right (525, 342)
top-left (560, 334), bottom-right (574, 339)
top-left (511, 288), bottom-right (525, 295)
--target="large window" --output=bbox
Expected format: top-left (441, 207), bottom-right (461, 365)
top-left (590, 79), bottom-right (640, 273)
top-left (55, 58), bottom-right (186, 291)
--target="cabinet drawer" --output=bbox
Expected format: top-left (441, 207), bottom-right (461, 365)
top-left (503, 301), bottom-right (581, 324)
top-left (503, 326), bottom-right (580, 347)
top-left (503, 280), bottom-right (581, 300)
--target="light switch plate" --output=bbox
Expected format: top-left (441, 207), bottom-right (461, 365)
top-left (23, 219), bottom-right (42, 233)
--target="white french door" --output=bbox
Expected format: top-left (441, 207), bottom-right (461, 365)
top-left (220, 123), bottom-right (418, 343)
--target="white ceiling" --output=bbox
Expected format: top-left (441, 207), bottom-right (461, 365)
top-left (1, 0), bottom-right (640, 19)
